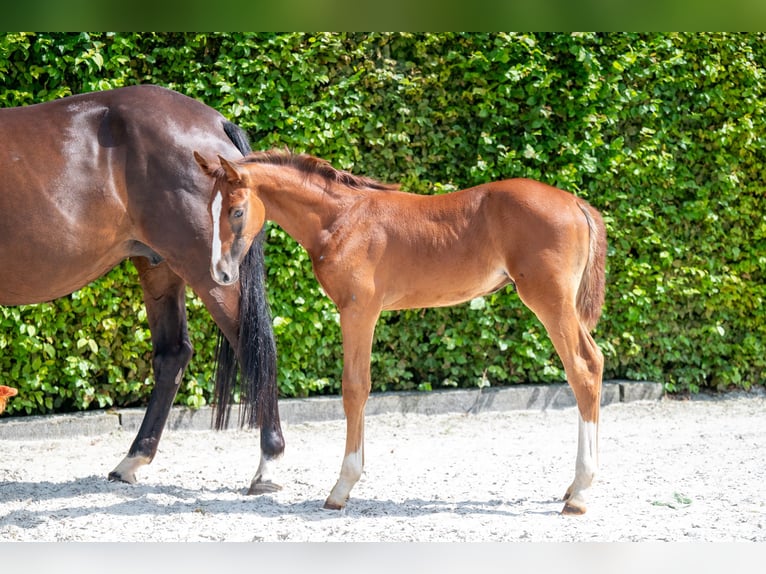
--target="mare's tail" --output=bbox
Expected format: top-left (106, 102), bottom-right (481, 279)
top-left (212, 122), bottom-right (279, 431)
top-left (575, 201), bottom-right (607, 332)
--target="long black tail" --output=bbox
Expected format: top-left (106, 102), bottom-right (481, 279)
top-left (223, 121), bottom-right (251, 159)
top-left (212, 122), bottom-right (280, 431)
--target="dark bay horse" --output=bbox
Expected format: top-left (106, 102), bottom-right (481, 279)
top-left (0, 85), bottom-right (284, 493)
top-left (195, 149), bottom-right (607, 515)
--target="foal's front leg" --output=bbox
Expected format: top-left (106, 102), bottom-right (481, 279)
top-left (323, 308), bottom-right (379, 510)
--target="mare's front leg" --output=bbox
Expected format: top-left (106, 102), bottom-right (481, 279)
top-left (323, 306), bottom-right (380, 510)
top-left (109, 259), bottom-right (192, 483)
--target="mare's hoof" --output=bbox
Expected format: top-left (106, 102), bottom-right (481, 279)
top-left (247, 480), bottom-right (283, 495)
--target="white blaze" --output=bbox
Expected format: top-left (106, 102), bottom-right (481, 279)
top-left (211, 190), bottom-right (223, 269)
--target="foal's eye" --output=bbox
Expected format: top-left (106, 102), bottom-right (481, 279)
top-left (232, 208), bottom-right (244, 219)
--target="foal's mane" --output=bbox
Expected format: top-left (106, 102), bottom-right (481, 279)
top-left (243, 149), bottom-right (399, 191)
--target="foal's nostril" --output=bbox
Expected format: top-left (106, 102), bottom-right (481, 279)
top-left (221, 272), bottom-right (231, 284)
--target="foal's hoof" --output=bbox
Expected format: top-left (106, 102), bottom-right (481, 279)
top-left (561, 500), bottom-right (587, 515)
top-left (322, 498), bottom-right (347, 511)
top-left (247, 480), bottom-right (283, 495)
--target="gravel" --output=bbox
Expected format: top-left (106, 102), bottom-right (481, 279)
top-left (1, 391), bottom-right (764, 542)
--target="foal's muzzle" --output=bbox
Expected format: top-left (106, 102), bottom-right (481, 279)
top-left (211, 259), bottom-right (239, 286)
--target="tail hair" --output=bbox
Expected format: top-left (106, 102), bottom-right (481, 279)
top-left (212, 330), bottom-right (237, 430)
top-left (223, 120), bottom-right (251, 157)
top-left (576, 201), bottom-right (607, 331)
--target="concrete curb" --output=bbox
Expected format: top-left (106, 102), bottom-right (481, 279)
top-left (0, 380), bottom-right (664, 440)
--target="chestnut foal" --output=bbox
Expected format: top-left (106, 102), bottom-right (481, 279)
top-left (196, 149), bottom-right (606, 514)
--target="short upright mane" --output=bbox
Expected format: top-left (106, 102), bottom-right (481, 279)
top-left (243, 149), bottom-right (399, 191)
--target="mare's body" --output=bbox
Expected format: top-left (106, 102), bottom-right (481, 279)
top-left (0, 86), bottom-right (284, 491)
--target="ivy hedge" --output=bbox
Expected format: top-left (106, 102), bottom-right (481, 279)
top-left (1, 32), bottom-right (763, 416)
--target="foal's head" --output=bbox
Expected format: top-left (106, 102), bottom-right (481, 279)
top-left (194, 152), bottom-right (265, 286)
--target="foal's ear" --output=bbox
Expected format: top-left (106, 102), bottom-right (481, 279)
top-left (218, 155), bottom-right (249, 185)
top-left (193, 151), bottom-right (217, 176)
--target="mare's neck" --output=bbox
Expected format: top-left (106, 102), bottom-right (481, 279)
top-left (256, 164), bottom-right (358, 257)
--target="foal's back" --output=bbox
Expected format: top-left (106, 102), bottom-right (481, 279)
top-left (337, 177), bottom-right (591, 311)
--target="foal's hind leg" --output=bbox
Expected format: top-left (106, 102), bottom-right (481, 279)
top-left (515, 281), bottom-right (604, 515)
top-left (557, 324), bottom-right (603, 515)
top-left (109, 258), bottom-right (192, 483)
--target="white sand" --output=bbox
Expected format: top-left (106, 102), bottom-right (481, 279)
top-left (1, 394), bottom-right (764, 542)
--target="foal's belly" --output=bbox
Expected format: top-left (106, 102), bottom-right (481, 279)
top-left (382, 268), bottom-right (512, 311)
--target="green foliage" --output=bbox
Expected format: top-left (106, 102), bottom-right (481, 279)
top-left (1, 32), bottom-right (764, 416)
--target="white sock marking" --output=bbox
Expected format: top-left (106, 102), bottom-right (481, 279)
top-left (575, 412), bottom-right (598, 489)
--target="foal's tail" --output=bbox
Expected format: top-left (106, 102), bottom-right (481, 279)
top-left (576, 201), bottom-right (607, 332)
top-left (212, 122), bottom-right (280, 432)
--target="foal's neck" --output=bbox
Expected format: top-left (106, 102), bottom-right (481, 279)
top-left (257, 165), bottom-right (360, 257)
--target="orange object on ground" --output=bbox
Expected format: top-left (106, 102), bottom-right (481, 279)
top-left (0, 385), bottom-right (18, 414)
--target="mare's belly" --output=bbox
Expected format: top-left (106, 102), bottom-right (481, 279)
top-left (0, 247), bottom-right (128, 306)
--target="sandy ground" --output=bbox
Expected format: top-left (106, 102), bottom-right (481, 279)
top-left (0, 393), bottom-right (764, 542)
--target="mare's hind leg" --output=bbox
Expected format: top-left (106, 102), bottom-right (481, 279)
top-left (515, 279), bottom-right (604, 515)
top-left (186, 264), bottom-right (285, 496)
top-left (109, 258), bottom-right (192, 483)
